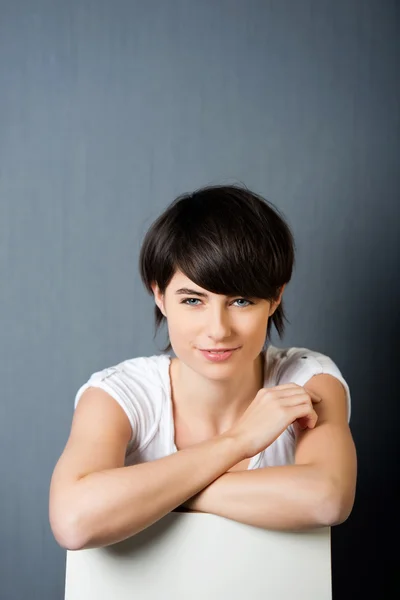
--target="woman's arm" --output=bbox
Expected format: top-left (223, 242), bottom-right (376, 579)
top-left (49, 387), bottom-right (246, 551)
top-left (182, 464), bottom-right (334, 530)
top-left (183, 374), bottom-right (357, 530)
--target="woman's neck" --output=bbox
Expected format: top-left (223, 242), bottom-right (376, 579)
top-left (169, 351), bottom-right (265, 435)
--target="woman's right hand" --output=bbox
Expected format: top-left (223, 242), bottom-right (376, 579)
top-left (227, 383), bottom-right (322, 459)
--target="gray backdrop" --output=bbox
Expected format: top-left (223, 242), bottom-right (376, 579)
top-left (1, 1), bottom-right (398, 599)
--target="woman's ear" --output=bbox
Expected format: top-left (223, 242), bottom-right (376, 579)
top-left (151, 282), bottom-right (166, 317)
top-left (269, 284), bottom-right (286, 317)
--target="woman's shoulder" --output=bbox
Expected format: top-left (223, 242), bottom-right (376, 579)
top-left (264, 344), bottom-right (349, 389)
top-left (73, 353), bottom-right (173, 453)
top-left (113, 352), bottom-right (171, 379)
top-left (265, 344), bottom-right (351, 420)
top-left (74, 353), bottom-right (172, 410)
top-left (84, 353), bottom-right (170, 383)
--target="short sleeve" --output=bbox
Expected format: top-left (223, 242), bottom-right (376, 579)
top-left (74, 357), bottom-right (163, 454)
top-left (275, 347), bottom-right (352, 425)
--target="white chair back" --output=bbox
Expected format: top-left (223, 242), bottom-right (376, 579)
top-left (65, 512), bottom-right (332, 599)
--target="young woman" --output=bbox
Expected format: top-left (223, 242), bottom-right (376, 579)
top-left (49, 184), bottom-right (357, 551)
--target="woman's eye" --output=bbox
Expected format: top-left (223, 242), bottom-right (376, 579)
top-left (233, 298), bottom-right (253, 307)
top-left (181, 298), bottom-right (201, 305)
top-left (181, 298), bottom-right (253, 307)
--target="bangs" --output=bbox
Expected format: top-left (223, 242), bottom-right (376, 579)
top-left (172, 222), bottom-right (277, 301)
top-left (168, 191), bottom-right (290, 301)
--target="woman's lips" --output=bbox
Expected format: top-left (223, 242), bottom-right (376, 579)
top-left (198, 348), bottom-right (240, 362)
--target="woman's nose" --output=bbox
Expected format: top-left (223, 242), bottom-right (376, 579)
top-left (206, 308), bottom-right (232, 341)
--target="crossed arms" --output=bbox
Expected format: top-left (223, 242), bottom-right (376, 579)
top-left (181, 374), bottom-right (357, 531)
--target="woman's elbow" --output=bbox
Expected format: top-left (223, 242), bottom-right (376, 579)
top-left (318, 481), bottom-right (356, 527)
top-left (49, 506), bottom-right (87, 551)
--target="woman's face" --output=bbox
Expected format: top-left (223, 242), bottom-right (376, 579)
top-left (152, 270), bottom-right (284, 380)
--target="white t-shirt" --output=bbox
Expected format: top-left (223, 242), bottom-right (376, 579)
top-left (74, 345), bottom-right (351, 469)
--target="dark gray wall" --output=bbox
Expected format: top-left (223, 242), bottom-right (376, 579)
top-left (1, 1), bottom-right (398, 598)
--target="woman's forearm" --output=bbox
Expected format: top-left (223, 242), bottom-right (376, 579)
top-left (60, 434), bottom-right (244, 550)
top-left (184, 464), bottom-right (337, 531)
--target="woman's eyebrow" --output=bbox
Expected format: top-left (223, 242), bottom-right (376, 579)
top-left (174, 288), bottom-right (241, 299)
top-left (175, 288), bottom-right (209, 297)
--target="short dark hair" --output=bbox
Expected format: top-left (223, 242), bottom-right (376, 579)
top-left (139, 184), bottom-right (296, 353)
